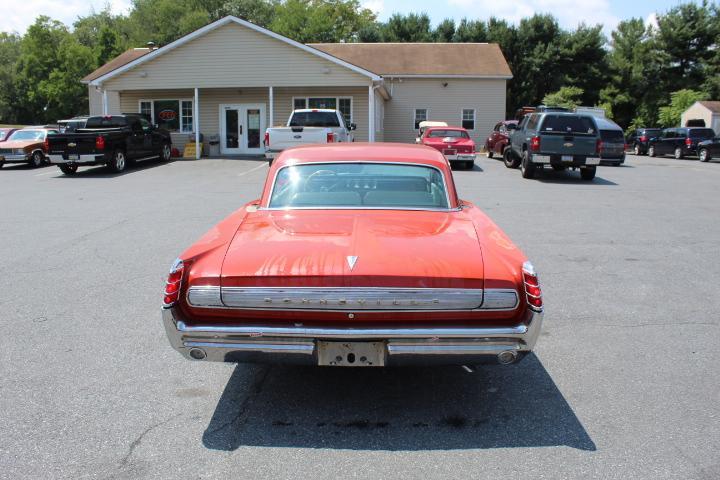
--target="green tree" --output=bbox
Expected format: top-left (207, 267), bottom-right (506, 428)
top-left (433, 19), bottom-right (456, 42)
top-left (270, 0), bottom-right (376, 43)
top-left (0, 33), bottom-right (21, 123)
top-left (543, 86), bottom-right (584, 109)
top-left (453, 18), bottom-right (487, 42)
top-left (380, 13), bottom-right (433, 42)
top-left (560, 25), bottom-right (607, 107)
top-left (657, 89), bottom-right (707, 127)
top-left (126, 0), bottom-right (211, 46)
top-left (210, 0), bottom-right (278, 26)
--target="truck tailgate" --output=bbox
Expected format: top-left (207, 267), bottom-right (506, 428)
top-left (267, 127), bottom-right (328, 151)
top-left (48, 133), bottom-right (100, 156)
top-left (540, 134), bottom-right (597, 156)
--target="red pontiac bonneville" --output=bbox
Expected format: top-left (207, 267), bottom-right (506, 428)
top-left (420, 126), bottom-right (476, 170)
top-left (162, 143), bottom-right (543, 367)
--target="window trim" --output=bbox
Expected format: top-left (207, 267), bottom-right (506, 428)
top-left (413, 108), bottom-right (429, 130)
top-left (461, 108), bottom-right (476, 131)
top-left (138, 98), bottom-right (194, 133)
top-left (291, 96), bottom-right (353, 125)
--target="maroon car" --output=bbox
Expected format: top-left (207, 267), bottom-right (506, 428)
top-left (485, 120), bottom-right (518, 159)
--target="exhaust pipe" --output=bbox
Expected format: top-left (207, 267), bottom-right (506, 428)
top-left (189, 347), bottom-right (206, 360)
top-left (497, 350), bottom-right (518, 365)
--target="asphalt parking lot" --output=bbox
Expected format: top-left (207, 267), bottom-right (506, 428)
top-left (1, 153), bottom-right (719, 479)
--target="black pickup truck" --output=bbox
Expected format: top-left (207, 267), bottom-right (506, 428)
top-left (47, 114), bottom-right (172, 174)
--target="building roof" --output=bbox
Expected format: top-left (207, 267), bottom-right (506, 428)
top-left (698, 101), bottom-right (720, 113)
top-left (309, 43), bottom-right (512, 78)
top-left (82, 48), bottom-right (152, 82)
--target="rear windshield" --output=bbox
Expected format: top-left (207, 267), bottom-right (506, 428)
top-left (540, 115), bottom-right (596, 135)
top-left (427, 129), bottom-right (469, 139)
top-left (289, 112), bottom-right (340, 128)
top-left (8, 130), bottom-right (45, 141)
top-left (85, 116), bottom-right (127, 128)
top-left (689, 128), bottom-right (715, 139)
top-left (600, 130), bottom-right (625, 142)
top-left (641, 129), bottom-right (661, 136)
top-left (269, 163), bottom-right (449, 210)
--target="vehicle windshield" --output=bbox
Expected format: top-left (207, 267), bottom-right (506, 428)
top-left (540, 115), bottom-right (596, 135)
top-left (642, 129), bottom-right (661, 136)
top-left (427, 130), bottom-right (469, 139)
top-left (689, 129), bottom-right (716, 139)
top-left (269, 163), bottom-right (450, 210)
top-left (8, 130), bottom-right (45, 141)
top-left (600, 130), bottom-right (625, 142)
top-left (289, 112), bottom-right (340, 128)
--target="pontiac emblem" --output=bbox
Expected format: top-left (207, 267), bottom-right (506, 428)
top-left (346, 256), bottom-right (358, 270)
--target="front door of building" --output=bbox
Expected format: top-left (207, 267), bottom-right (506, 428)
top-left (220, 104), bottom-right (266, 155)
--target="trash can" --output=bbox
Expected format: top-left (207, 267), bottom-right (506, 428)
top-left (208, 134), bottom-right (220, 157)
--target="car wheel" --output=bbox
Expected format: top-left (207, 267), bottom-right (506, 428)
top-left (674, 147), bottom-right (683, 159)
top-left (552, 165), bottom-right (566, 171)
top-left (160, 142), bottom-right (172, 162)
top-left (0, 161), bottom-right (4, 169)
top-left (634, 144), bottom-right (641, 155)
top-left (30, 151), bottom-right (44, 168)
top-left (699, 148), bottom-right (711, 162)
top-left (108, 150), bottom-right (127, 173)
top-left (521, 151), bottom-right (536, 179)
top-left (648, 146), bottom-right (656, 157)
top-left (487, 148), bottom-right (494, 159)
top-left (503, 148), bottom-right (520, 169)
top-left (580, 166), bottom-right (596, 181)
top-left (59, 164), bottom-right (78, 175)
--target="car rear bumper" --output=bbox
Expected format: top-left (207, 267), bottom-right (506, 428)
top-left (445, 153), bottom-right (476, 162)
top-left (530, 153), bottom-right (601, 167)
top-left (48, 154), bottom-right (106, 165)
top-left (162, 306), bottom-right (543, 366)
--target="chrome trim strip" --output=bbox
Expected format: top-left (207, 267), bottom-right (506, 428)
top-left (187, 286), bottom-right (223, 307)
top-left (387, 344), bottom-right (518, 355)
top-left (479, 289), bottom-right (519, 310)
top-left (184, 341), bottom-right (314, 355)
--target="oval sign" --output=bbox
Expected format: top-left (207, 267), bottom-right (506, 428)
top-left (158, 109), bottom-right (177, 121)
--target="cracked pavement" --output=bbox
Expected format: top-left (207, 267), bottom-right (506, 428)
top-left (0, 154), bottom-right (719, 479)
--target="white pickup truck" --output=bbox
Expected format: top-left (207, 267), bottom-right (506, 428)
top-left (264, 109), bottom-right (355, 162)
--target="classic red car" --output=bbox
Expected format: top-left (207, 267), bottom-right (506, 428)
top-left (0, 127), bottom-right (57, 168)
top-left (419, 126), bottom-right (476, 170)
top-left (485, 120), bottom-right (518, 159)
top-left (163, 143), bottom-right (543, 367)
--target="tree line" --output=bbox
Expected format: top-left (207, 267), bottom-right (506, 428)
top-left (0, 0), bottom-right (718, 132)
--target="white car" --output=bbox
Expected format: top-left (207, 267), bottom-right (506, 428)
top-left (264, 109), bottom-right (355, 163)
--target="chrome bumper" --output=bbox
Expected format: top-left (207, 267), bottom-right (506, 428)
top-left (445, 153), bottom-right (476, 162)
top-left (3, 154), bottom-right (30, 163)
top-left (49, 154), bottom-right (105, 165)
top-left (162, 307), bottom-right (543, 366)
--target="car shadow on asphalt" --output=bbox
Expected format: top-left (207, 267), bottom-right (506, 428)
top-left (50, 159), bottom-right (174, 178)
top-left (202, 354), bottom-right (596, 452)
top-left (534, 169), bottom-right (618, 185)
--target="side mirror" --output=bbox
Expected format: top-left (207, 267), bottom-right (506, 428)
top-left (349, 123), bottom-right (357, 131)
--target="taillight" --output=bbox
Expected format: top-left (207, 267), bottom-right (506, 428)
top-left (522, 261), bottom-right (542, 312)
top-left (43, 138), bottom-right (49, 152)
top-left (596, 139), bottom-right (603, 154)
top-left (327, 132), bottom-right (336, 143)
top-left (530, 136), bottom-right (540, 152)
top-left (163, 258), bottom-right (184, 307)
top-left (95, 136), bottom-right (105, 150)
top-left (685, 137), bottom-right (692, 147)
top-left (639, 135), bottom-right (647, 142)
top-left (264, 131), bottom-right (269, 147)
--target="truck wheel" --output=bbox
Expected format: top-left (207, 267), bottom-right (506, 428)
top-left (487, 147), bottom-right (494, 159)
top-left (674, 147), bottom-right (683, 159)
top-left (503, 148), bottom-right (520, 169)
top-left (580, 166), bottom-right (596, 181)
top-left (648, 146), bottom-right (656, 157)
top-left (160, 142), bottom-right (172, 162)
top-left (521, 151), bottom-right (536, 179)
top-left (634, 144), bottom-right (642, 155)
top-left (59, 164), bottom-right (78, 175)
top-left (699, 148), bottom-right (711, 162)
top-left (30, 151), bottom-right (44, 168)
top-left (108, 150), bottom-right (127, 173)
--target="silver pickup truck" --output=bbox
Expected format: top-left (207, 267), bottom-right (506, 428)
top-left (264, 109), bottom-right (355, 163)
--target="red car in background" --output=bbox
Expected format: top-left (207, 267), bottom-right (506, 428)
top-left (485, 120), bottom-right (518, 159)
top-left (419, 126), bottom-right (476, 170)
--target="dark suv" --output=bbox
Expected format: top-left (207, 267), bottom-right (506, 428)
top-left (627, 128), bottom-right (662, 155)
top-left (647, 128), bottom-right (716, 159)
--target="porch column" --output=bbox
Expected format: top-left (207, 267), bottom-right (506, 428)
top-left (269, 86), bottom-right (274, 127)
top-left (368, 85), bottom-right (375, 142)
top-left (102, 89), bottom-right (108, 115)
top-left (194, 87), bottom-right (200, 159)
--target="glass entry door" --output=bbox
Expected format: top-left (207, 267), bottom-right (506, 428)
top-left (220, 103), bottom-right (266, 155)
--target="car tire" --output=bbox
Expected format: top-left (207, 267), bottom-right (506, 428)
top-left (648, 146), bottom-right (656, 157)
top-left (580, 166), bottom-right (596, 181)
top-left (108, 150), bottom-right (127, 173)
top-left (634, 144), bottom-right (642, 155)
top-left (699, 148), bottom-right (711, 162)
top-left (30, 151), bottom-right (44, 168)
top-left (674, 147), bottom-right (683, 159)
top-left (487, 148), bottom-right (494, 159)
top-left (503, 148), bottom-right (520, 169)
top-left (159, 142), bottom-right (172, 162)
top-left (59, 164), bottom-right (78, 175)
top-left (0, 161), bottom-right (4, 169)
top-left (521, 151), bottom-right (536, 179)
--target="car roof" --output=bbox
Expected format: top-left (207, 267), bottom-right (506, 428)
top-left (426, 126), bottom-right (468, 132)
top-left (293, 109), bottom-right (337, 113)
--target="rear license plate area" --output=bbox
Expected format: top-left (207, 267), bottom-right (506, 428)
top-left (561, 155), bottom-right (573, 162)
top-left (443, 149), bottom-right (457, 156)
top-left (317, 341), bottom-right (385, 367)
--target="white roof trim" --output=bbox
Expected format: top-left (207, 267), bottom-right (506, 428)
top-left (385, 74), bottom-right (513, 79)
top-left (89, 16), bottom-right (381, 86)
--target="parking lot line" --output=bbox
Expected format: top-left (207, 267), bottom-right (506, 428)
top-left (34, 170), bottom-right (58, 176)
top-left (237, 163), bottom-right (268, 177)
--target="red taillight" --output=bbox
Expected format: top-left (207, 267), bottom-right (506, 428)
top-left (43, 138), bottom-right (49, 152)
top-left (685, 137), bottom-right (692, 146)
top-left (327, 132), bottom-right (336, 143)
top-left (95, 136), bottom-right (105, 150)
top-left (163, 259), bottom-right (184, 307)
top-left (522, 261), bottom-right (543, 312)
top-left (530, 136), bottom-right (540, 152)
top-left (597, 139), bottom-right (603, 154)
top-left (639, 135), bottom-right (647, 142)
top-left (264, 131), bottom-right (269, 147)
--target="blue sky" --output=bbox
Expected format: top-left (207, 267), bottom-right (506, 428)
top-left (0, 0), bottom-right (705, 36)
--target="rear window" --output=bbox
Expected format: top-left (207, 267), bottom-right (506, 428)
top-left (269, 163), bottom-right (449, 210)
top-left (689, 128), bottom-right (715, 139)
top-left (641, 129), bottom-right (661, 136)
top-left (600, 130), bottom-right (624, 142)
top-left (8, 130), bottom-right (45, 141)
top-left (85, 116), bottom-right (127, 128)
top-left (289, 112), bottom-right (340, 128)
top-left (427, 129), bottom-right (469, 139)
top-left (540, 115), bottom-right (596, 135)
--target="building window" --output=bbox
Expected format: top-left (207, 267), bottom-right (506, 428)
top-left (414, 108), bottom-right (428, 129)
top-left (338, 98), bottom-right (352, 126)
top-left (462, 109), bottom-right (475, 130)
top-left (293, 98), bottom-right (307, 110)
top-left (292, 96), bottom-right (353, 127)
top-left (139, 99), bottom-right (193, 132)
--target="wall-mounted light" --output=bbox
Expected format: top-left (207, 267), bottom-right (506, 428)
top-left (442, 82), bottom-right (448, 87)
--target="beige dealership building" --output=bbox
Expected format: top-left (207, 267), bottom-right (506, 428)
top-left (83, 15), bottom-right (512, 157)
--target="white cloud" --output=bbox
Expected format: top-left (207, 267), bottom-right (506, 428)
top-left (645, 12), bottom-right (658, 30)
top-left (362, 0), bottom-right (385, 15)
top-left (0, 0), bottom-right (132, 34)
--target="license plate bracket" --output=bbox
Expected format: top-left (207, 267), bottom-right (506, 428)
top-left (561, 155), bottom-right (573, 162)
top-left (317, 341), bottom-right (385, 367)
top-left (586, 157), bottom-right (600, 165)
top-left (68, 154), bottom-right (80, 161)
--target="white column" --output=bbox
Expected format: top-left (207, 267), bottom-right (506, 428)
top-left (269, 86), bottom-right (274, 127)
top-left (102, 89), bottom-right (108, 115)
top-left (194, 87), bottom-right (200, 159)
top-left (368, 85), bottom-right (375, 142)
